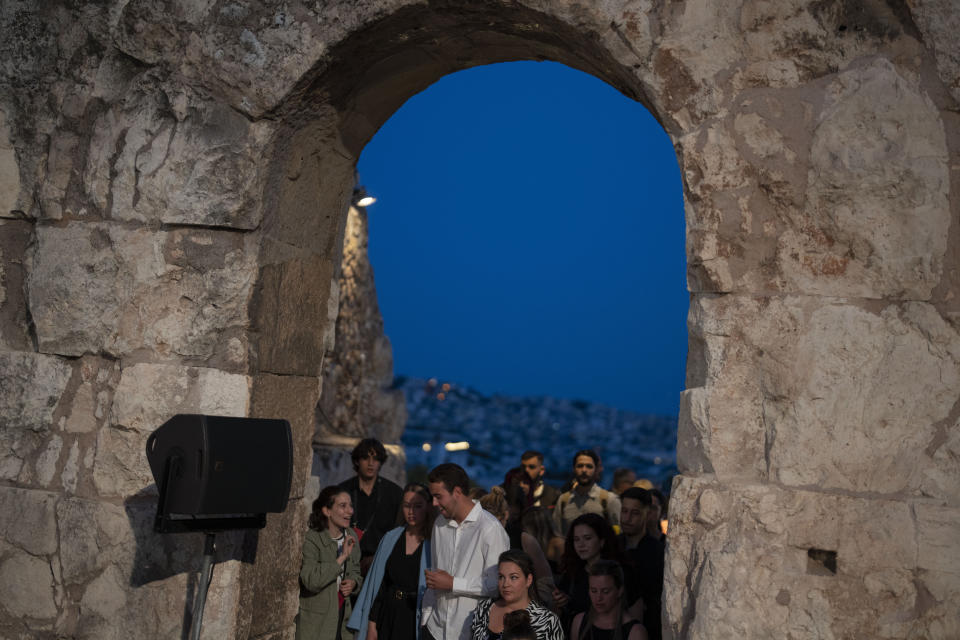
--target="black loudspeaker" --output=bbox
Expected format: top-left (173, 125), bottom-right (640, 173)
top-left (146, 414), bottom-right (293, 533)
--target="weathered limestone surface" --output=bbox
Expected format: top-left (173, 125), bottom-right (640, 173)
top-left (28, 224), bottom-right (259, 366)
top-left (95, 363), bottom-right (249, 498)
top-left (684, 57), bottom-right (950, 298)
top-left (908, 0), bottom-right (960, 103)
top-left (318, 205), bottom-right (407, 444)
top-left (0, 351), bottom-right (72, 483)
top-left (680, 295), bottom-right (960, 495)
top-left (0, 107), bottom-right (22, 215)
top-left (664, 476), bottom-right (960, 639)
top-left (1, 0), bottom-right (958, 638)
top-left (0, 219), bottom-right (33, 350)
top-left (81, 82), bottom-right (274, 228)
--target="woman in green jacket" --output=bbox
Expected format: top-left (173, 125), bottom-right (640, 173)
top-left (296, 485), bottom-right (363, 640)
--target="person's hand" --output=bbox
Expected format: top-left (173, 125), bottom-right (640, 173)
top-left (341, 579), bottom-right (356, 597)
top-left (338, 536), bottom-right (356, 563)
top-left (367, 622), bottom-right (378, 640)
top-left (552, 588), bottom-right (569, 608)
top-left (424, 569), bottom-right (454, 591)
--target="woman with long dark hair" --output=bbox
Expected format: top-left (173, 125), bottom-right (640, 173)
top-left (570, 560), bottom-right (647, 640)
top-left (469, 549), bottom-right (564, 640)
top-left (552, 513), bottom-right (619, 629)
top-left (347, 483), bottom-right (436, 640)
top-left (296, 486), bottom-right (363, 640)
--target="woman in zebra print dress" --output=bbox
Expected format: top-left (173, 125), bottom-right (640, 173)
top-left (470, 549), bottom-right (564, 640)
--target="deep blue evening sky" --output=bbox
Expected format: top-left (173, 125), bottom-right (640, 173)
top-left (358, 61), bottom-right (688, 417)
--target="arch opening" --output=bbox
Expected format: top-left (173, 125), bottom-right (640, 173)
top-left (354, 60), bottom-right (687, 492)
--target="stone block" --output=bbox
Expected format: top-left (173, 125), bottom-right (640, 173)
top-left (782, 58), bottom-right (950, 299)
top-left (93, 426), bottom-right (156, 498)
top-left (28, 223), bottom-right (258, 363)
top-left (0, 351), bottom-right (73, 482)
top-left (96, 363), bottom-right (250, 497)
top-left (38, 130), bottom-right (79, 219)
top-left (908, 0), bottom-right (960, 104)
top-left (250, 374), bottom-right (322, 500)
top-left (666, 478), bottom-right (955, 639)
top-left (83, 77), bottom-right (273, 228)
top-left (0, 107), bottom-right (23, 216)
top-left (253, 255), bottom-right (337, 377)
top-left (688, 295), bottom-right (960, 495)
top-left (115, 1), bottom-right (336, 117)
top-left (836, 497), bottom-right (917, 574)
top-left (916, 504), bottom-right (960, 575)
top-left (762, 301), bottom-right (960, 494)
top-left (111, 363), bottom-right (250, 433)
top-left (0, 486), bottom-right (58, 556)
top-left (685, 59), bottom-right (951, 300)
top-left (0, 351), bottom-right (72, 431)
top-left (79, 565), bottom-right (127, 619)
top-left (676, 388), bottom-right (713, 474)
top-left (63, 497), bottom-right (244, 638)
top-left (63, 356), bottom-right (119, 435)
top-left (915, 568), bottom-right (960, 639)
top-left (0, 551), bottom-right (57, 621)
top-left (922, 417), bottom-right (960, 504)
top-left (57, 498), bottom-right (130, 587)
top-left (0, 219), bottom-right (32, 350)
top-left (236, 500), bottom-right (307, 638)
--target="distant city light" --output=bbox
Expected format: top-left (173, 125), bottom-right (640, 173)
top-left (422, 443), bottom-right (432, 452)
top-left (444, 441), bottom-right (470, 452)
top-left (356, 195), bottom-right (377, 207)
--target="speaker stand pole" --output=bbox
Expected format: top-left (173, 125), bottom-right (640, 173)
top-left (190, 532), bottom-right (216, 640)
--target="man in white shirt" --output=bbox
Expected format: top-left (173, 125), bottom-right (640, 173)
top-left (421, 463), bottom-right (510, 640)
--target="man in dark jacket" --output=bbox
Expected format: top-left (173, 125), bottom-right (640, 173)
top-left (508, 450), bottom-right (561, 510)
top-left (338, 438), bottom-right (402, 573)
top-left (619, 487), bottom-right (664, 640)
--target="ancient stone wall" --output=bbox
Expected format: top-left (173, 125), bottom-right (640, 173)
top-left (308, 201), bottom-right (407, 505)
top-left (0, 1), bottom-right (958, 638)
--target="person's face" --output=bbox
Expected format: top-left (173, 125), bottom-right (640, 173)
top-left (620, 498), bottom-right (645, 537)
top-left (402, 490), bottom-right (428, 529)
top-left (356, 451), bottom-right (382, 481)
top-left (498, 561), bottom-right (532, 605)
top-left (588, 574), bottom-right (619, 615)
top-left (323, 492), bottom-right (353, 530)
top-left (429, 481), bottom-right (460, 520)
top-left (522, 457), bottom-right (544, 483)
top-left (574, 455), bottom-right (596, 486)
top-left (572, 524), bottom-right (603, 562)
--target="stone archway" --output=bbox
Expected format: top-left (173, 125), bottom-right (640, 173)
top-left (1, 1), bottom-right (958, 639)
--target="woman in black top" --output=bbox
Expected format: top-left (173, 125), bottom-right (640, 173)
top-left (553, 514), bottom-right (620, 630)
top-left (348, 483), bottom-right (435, 640)
top-left (570, 560), bottom-right (647, 640)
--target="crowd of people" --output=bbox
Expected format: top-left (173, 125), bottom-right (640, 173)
top-left (295, 439), bottom-right (667, 640)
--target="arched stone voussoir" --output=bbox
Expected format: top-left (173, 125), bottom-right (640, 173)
top-left (115, 1), bottom-right (664, 133)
